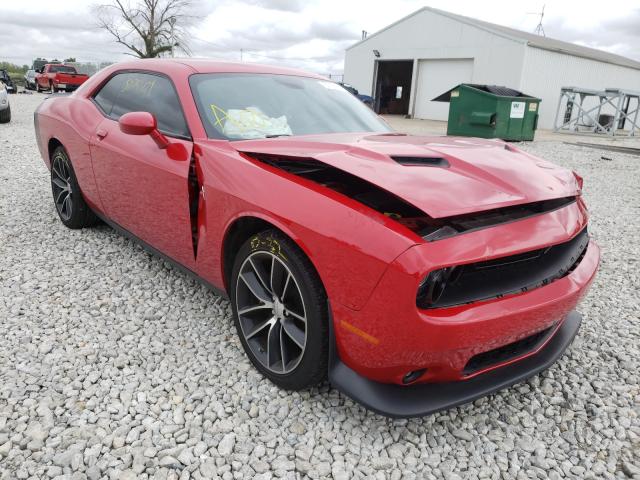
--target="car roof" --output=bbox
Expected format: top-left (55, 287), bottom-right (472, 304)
top-left (106, 58), bottom-right (325, 80)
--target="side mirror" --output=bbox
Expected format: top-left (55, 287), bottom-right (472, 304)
top-left (119, 111), bottom-right (156, 135)
top-left (119, 111), bottom-right (170, 149)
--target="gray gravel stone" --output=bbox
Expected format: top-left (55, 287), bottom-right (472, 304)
top-left (0, 441), bottom-right (12, 457)
top-left (0, 93), bottom-right (639, 480)
top-left (452, 429), bottom-right (473, 442)
top-left (623, 462), bottom-right (640, 477)
top-left (217, 433), bottom-right (235, 456)
top-left (159, 455), bottom-right (181, 468)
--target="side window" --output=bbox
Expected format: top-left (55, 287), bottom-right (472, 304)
top-left (93, 72), bottom-right (190, 138)
top-left (93, 74), bottom-right (126, 117)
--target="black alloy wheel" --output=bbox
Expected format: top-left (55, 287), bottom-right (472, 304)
top-left (50, 146), bottom-right (97, 229)
top-left (231, 230), bottom-right (329, 390)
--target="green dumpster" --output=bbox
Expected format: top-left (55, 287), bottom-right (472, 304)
top-left (433, 84), bottom-right (541, 141)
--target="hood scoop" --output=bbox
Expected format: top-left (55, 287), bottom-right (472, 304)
top-left (391, 156), bottom-right (449, 168)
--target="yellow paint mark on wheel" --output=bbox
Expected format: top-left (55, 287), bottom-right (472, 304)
top-left (250, 235), bottom-right (288, 262)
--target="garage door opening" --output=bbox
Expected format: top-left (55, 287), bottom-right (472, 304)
top-left (414, 58), bottom-right (474, 121)
top-left (374, 60), bottom-right (413, 115)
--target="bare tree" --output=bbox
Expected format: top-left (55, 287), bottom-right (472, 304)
top-left (94, 0), bottom-right (193, 58)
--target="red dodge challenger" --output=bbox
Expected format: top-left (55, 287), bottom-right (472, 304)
top-left (34, 59), bottom-right (599, 417)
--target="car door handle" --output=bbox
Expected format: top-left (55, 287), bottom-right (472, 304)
top-left (96, 129), bottom-right (108, 140)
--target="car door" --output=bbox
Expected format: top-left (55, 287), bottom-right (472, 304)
top-left (36, 70), bottom-right (47, 89)
top-left (90, 71), bottom-right (197, 271)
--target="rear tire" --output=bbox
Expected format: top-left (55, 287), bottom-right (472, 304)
top-left (50, 146), bottom-right (97, 229)
top-left (0, 106), bottom-right (10, 124)
top-left (230, 229), bottom-right (329, 390)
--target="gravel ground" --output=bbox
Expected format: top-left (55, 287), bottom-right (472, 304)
top-left (1, 93), bottom-right (639, 480)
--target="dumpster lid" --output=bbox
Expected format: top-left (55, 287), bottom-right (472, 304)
top-left (433, 84), bottom-right (536, 102)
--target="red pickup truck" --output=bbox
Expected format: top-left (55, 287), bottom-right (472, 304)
top-left (35, 64), bottom-right (89, 93)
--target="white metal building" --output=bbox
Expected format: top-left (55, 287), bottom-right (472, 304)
top-left (343, 7), bottom-right (640, 129)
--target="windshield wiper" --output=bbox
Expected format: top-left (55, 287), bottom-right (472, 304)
top-left (265, 134), bottom-right (292, 138)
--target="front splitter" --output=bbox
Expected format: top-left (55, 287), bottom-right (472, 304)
top-left (328, 311), bottom-right (582, 418)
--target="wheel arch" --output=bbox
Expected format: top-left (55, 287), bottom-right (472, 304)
top-left (221, 214), bottom-right (323, 294)
top-left (47, 137), bottom-right (64, 161)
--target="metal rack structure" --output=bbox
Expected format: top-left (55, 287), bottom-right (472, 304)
top-left (553, 87), bottom-right (640, 137)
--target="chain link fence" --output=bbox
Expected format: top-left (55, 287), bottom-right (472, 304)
top-left (65, 61), bottom-right (115, 76)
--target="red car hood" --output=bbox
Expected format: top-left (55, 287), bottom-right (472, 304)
top-left (235, 133), bottom-right (579, 218)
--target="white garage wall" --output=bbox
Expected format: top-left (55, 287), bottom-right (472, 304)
top-left (414, 58), bottom-right (474, 120)
top-left (520, 46), bottom-right (640, 129)
top-left (343, 9), bottom-right (527, 118)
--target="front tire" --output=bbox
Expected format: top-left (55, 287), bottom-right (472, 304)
top-left (230, 230), bottom-right (329, 390)
top-left (50, 146), bottom-right (97, 229)
top-left (0, 106), bottom-right (10, 124)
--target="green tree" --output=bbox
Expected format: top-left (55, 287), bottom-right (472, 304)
top-left (0, 62), bottom-right (27, 73)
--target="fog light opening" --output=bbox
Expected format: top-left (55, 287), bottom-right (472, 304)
top-left (402, 368), bottom-right (427, 385)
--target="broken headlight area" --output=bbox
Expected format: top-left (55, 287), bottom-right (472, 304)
top-left (417, 227), bottom-right (590, 309)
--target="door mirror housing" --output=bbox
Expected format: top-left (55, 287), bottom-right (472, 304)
top-left (119, 111), bottom-right (157, 136)
top-left (119, 111), bottom-right (170, 149)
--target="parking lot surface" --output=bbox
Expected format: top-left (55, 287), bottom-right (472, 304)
top-left (1, 93), bottom-right (638, 479)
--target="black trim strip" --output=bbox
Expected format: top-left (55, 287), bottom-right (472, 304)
top-left (94, 212), bottom-right (228, 300)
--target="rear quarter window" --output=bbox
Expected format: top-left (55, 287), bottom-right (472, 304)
top-left (93, 74), bottom-right (126, 117)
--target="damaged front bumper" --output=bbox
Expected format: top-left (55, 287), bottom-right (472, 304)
top-left (328, 310), bottom-right (582, 418)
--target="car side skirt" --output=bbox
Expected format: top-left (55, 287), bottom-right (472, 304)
top-left (95, 212), bottom-right (229, 300)
top-left (328, 310), bottom-right (582, 418)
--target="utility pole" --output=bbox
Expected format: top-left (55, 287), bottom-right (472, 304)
top-left (169, 18), bottom-right (176, 57)
top-left (240, 48), bottom-right (243, 61)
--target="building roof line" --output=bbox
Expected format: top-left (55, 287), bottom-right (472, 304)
top-left (347, 6), bottom-right (640, 71)
top-left (346, 7), bottom-right (527, 51)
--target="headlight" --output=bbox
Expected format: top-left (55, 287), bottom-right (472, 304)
top-left (416, 266), bottom-right (461, 308)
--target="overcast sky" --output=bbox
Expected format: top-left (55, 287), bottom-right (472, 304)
top-left (1, 0), bottom-right (639, 75)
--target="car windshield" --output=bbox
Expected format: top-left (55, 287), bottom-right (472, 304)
top-left (189, 73), bottom-right (390, 140)
top-left (50, 65), bottom-right (76, 73)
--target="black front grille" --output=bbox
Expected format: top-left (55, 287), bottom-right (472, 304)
top-left (463, 325), bottom-right (555, 375)
top-left (418, 227), bottom-right (589, 309)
